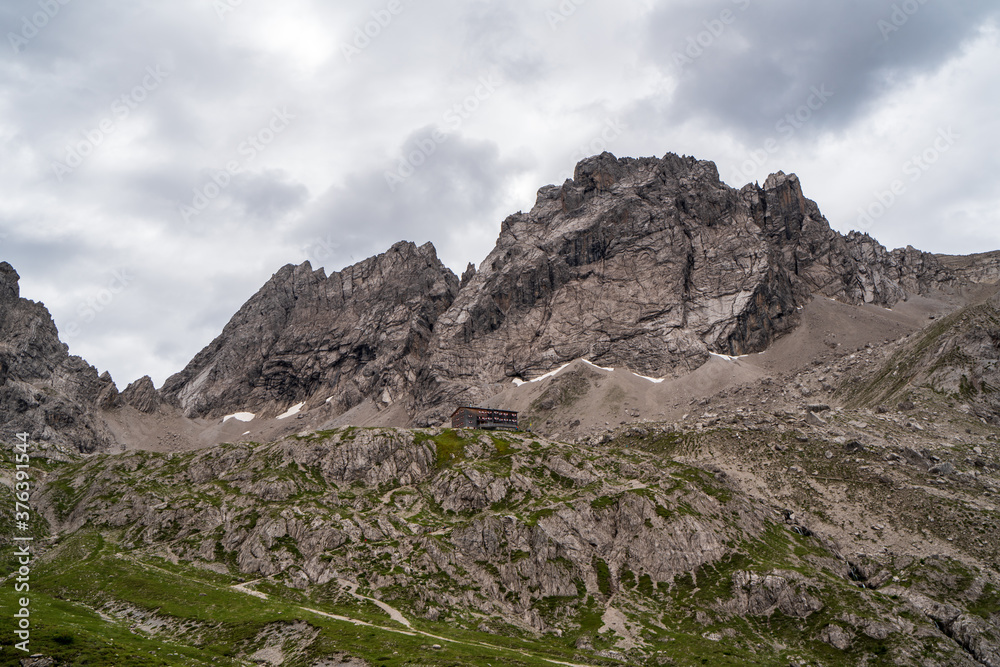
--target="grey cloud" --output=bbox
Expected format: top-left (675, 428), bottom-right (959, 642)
top-left (645, 0), bottom-right (999, 138)
top-left (459, 2), bottom-right (547, 83)
top-left (210, 169), bottom-right (310, 225)
top-left (2, 1), bottom-right (299, 172)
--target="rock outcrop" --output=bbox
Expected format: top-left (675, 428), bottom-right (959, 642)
top-left (0, 262), bottom-right (116, 453)
top-left (725, 570), bottom-right (824, 618)
top-left (159, 241), bottom-right (459, 419)
top-left (121, 375), bottom-right (160, 413)
top-left (741, 172), bottom-right (954, 304)
top-left (905, 593), bottom-right (1000, 667)
top-left (935, 250), bottom-right (1000, 286)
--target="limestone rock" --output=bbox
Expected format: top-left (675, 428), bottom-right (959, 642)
top-left (97, 372), bottom-right (122, 410)
top-left (121, 375), bottom-right (160, 413)
top-left (935, 250), bottom-right (1000, 285)
top-left (743, 172), bottom-right (953, 305)
top-left (726, 570), bottom-right (823, 618)
top-left (906, 593), bottom-right (1000, 667)
top-left (460, 262), bottom-right (477, 288)
top-left (421, 153), bottom-right (803, 420)
top-left (819, 624), bottom-right (853, 651)
top-left (841, 613), bottom-right (902, 640)
top-left (805, 411), bottom-right (827, 427)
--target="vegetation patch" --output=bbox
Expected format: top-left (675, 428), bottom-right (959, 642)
top-left (593, 557), bottom-right (612, 597)
top-left (413, 429), bottom-right (467, 468)
top-left (590, 494), bottom-right (619, 511)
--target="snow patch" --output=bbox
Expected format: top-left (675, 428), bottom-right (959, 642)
top-left (514, 358), bottom-right (613, 385)
top-left (223, 412), bottom-right (255, 423)
top-left (515, 358), bottom-right (664, 384)
top-left (710, 352), bottom-right (747, 363)
top-left (277, 402), bottom-right (305, 420)
top-left (523, 361), bottom-right (573, 384)
top-left (581, 359), bottom-right (615, 372)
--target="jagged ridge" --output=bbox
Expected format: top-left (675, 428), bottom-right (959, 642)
top-left (158, 152), bottom-right (975, 426)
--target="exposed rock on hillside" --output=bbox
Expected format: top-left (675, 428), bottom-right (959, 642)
top-left (418, 155), bottom-right (956, 422)
top-left (935, 250), bottom-right (1000, 285)
top-left (742, 171), bottom-right (953, 304)
top-left (37, 429), bottom-right (766, 629)
top-left (421, 154), bottom-right (798, 418)
top-left (26, 426), bottom-right (999, 666)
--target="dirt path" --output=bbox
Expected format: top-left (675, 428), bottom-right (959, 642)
top-left (231, 579), bottom-right (269, 600)
top-left (335, 577), bottom-right (412, 628)
top-left (219, 571), bottom-right (596, 667)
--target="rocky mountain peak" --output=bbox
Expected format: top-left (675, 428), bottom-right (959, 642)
top-left (149, 150), bottom-right (995, 428)
top-left (159, 239), bottom-right (459, 420)
top-left (418, 153), bottom-right (804, 420)
top-left (762, 169), bottom-right (799, 190)
top-left (121, 375), bottom-right (160, 413)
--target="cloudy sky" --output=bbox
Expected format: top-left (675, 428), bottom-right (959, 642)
top-left (1, 0), bottom-right (998, 388)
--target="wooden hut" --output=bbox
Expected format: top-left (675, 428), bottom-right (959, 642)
top-left (450, 406), bottom-right (519, 431)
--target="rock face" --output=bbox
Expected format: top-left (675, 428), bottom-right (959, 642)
top-left (741, 172), bottom-right (954, 304)
top-left (935, 250), bottom-right (1000, 285)
top-left (905, 593), bottom-right (1000, 667)
top-left (157, 152), bottom-right (987, 427)
top-left (416, 156), bottom-right (955, 421)
top-left (121, 375), bottom-right (160, 413)
top-left (421, 154), bottom-right (798, 418)
top-left (159, 241), bottom-right (459, 419)
top-left (725, 570), bottom-right (824, 618)
top-left (0, 262), bottom-right (116, 453)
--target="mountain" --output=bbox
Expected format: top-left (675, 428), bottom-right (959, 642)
top-left (159, 152), bottom-right (995, 429)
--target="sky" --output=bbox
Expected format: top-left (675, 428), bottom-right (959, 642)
top-left (1, 0), bottom-right (998, 389)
